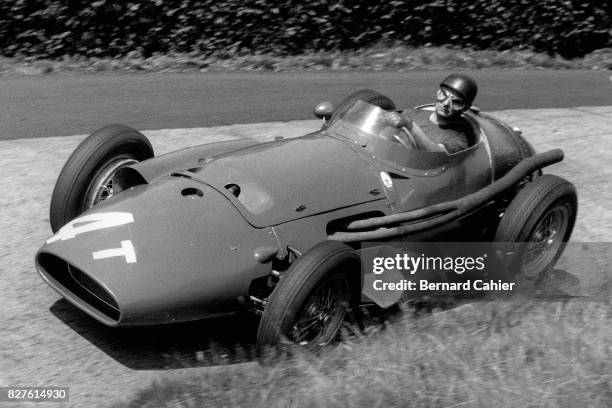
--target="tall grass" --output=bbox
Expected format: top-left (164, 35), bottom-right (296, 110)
top-left (117, 301), bottom-right (611, 408)
top-left (2, 46), bottom-right (610, 76)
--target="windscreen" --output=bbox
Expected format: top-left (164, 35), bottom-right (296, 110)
top-left (328, 100), bottom-right (392, 139)
top-left (325, 99), bottom-right (449, 171)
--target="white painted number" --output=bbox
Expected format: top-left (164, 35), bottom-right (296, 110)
top-left (47, 212), bottom-right (134, 244)
top-left (92, 240), bottom-right (137, 264)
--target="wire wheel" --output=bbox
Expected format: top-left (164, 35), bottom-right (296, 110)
top-left (522, 205), bottom-right (570, 278)
top-left (83, 156), bottom-right (138, 210)
top-left (290, 274), bottom-right (351, 349)
top-left (494, 174), bottom-right (577, 280)
top-left (49, 124), bottom-right (153, 232)
top-left (256, 241), bottom-right (360, 362)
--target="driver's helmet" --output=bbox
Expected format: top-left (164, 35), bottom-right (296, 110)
top-left (440, 74), bottom-right (478, 107)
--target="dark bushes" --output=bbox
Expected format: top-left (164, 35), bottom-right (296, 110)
top-left (0, 0), bottom-right (609, 59)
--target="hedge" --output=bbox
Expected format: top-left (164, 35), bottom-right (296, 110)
top-left (0, 0), bottom-right (610, 59)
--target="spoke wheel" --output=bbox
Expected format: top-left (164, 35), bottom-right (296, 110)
top-left (494, 174), bottom-right (577, 280)
top-left (49, 124), bottom-right (153, 232)
top-left (83, 156), bottom-right (139, 210)
top-left (256, 241), bottom-right (360, 363)
top-left (291, 274), bottom-right (351, 348)
top-left (522, 205), bottom-right (570, 277)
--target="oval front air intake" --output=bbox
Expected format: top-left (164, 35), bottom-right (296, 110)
top-left (37, 253), bottom-right (120, 322)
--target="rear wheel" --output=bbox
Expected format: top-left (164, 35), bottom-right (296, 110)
top-left (49, 124), bottom-right (154, 232)
top-left (256, 241), bottom-right (360, 361)
top-left (494, 174), bottom-right (577, 279)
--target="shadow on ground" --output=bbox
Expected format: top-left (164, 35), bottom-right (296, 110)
top-left (49, 267), bottom-right (595, 371)
top-left (50, 301), bottom-right (260, 369)
top-left (48, 299), bottom-right (411, 370)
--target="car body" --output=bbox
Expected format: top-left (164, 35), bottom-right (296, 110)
top-left (35, 95), bottom-right (573, 338)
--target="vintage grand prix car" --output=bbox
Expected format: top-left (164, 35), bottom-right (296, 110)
top-left (35, 90), bottom-right (577, 356)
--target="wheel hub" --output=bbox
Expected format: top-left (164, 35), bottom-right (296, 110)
top-left (290, 276), bottom-right (350, 348)
top-left (84, 156), bottom-right (138, 210)
top-left (523, 206), bottom-right (569, 277)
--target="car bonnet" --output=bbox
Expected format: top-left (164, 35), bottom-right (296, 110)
top-left (185, 133), bottom-right (385, 227)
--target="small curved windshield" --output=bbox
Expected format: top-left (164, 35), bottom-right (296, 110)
top-left (326, 99), bottom-right (415, 150)
top-left (328, 99), bottom-right (393, 139)
top-left (325, 99), bottom-right (449, 172)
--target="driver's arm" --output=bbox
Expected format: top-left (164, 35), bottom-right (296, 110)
top-left (386, 111), bottom-right (447, 153)
top-left (403, 120), bottom-right (448, 153)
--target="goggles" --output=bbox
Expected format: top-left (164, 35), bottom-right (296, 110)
top-left (436, 88), bottom-right (467, 110)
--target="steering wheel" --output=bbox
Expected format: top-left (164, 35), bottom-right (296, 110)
top-left (384, 111), bottom-right (417, 149)
top-left (394, 129), bottom-right (417, 149)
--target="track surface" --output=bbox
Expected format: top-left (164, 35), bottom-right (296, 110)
top-left (0, 70), bottom-right (610, 407)
top-left (2, 107), bottom-right (611, 407)
top-left (1, 70), bottom-right (610, 140)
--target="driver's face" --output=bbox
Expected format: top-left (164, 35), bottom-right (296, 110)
top-left (435, 87), bottom-right (467, 118)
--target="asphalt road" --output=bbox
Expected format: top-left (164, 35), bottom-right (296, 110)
top-left (1, 70), bottom-right (610, 140)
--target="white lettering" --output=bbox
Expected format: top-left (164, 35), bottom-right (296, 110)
top-left (92, 240), bottom-right (137, 264)
top-left (47, 212), bottom-right (134, 244)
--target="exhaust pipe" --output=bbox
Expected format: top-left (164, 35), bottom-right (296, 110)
top-left (329, 149), bottom-right (564, 242)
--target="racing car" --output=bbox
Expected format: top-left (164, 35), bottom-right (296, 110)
top-left (35, 90), bottom-right (577, 356)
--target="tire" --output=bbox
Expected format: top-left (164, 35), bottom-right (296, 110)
top-left (49, 124), bottom-right (154, 232)
top-left (256, 241), bottom-right (361, 360)
top-left (330, 89), bottom-right (396, 122)
top-left (494, 174), bottom-right (577, 279)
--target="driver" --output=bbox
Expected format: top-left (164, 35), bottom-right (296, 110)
top-left (401, 73), bottom-right (478, 154)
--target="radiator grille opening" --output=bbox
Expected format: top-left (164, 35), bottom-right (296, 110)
top-left (67, 265), bottom-right (118, 309)
top-left (37, 253), bottom-right (120, 321)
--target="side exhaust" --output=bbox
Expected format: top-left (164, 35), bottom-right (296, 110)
top-left (328, 149), bottom-right (564, 242)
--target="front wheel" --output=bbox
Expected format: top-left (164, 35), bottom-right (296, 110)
top-left (256, 241), bottom-right (360, 360)
top-left (49, 124), bottom-right (154, 232)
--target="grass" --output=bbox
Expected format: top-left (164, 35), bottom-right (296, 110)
top-left (114, 300), bottom-right (611, 408)
top-left (1, 46), bottom-right (611, 76)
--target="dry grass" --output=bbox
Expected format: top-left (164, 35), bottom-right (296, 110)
top-left (116, 301), bottom-right (611, 408)
top-left (2, 109), bottom-right (610, 407)
top-left (1, 46), bottom-right (610, 76)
